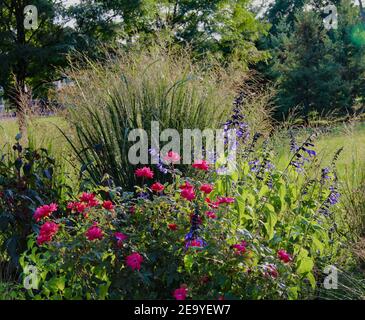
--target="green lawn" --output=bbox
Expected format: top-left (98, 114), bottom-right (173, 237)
top-left (1, 116), bottom-right (364, 183)
top-left (0, 116), bottom-right (70, 152)
top-left (275, 122), bottom-right (365, 182)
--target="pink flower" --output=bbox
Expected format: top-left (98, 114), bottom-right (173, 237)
top-left (232, 241), bottom-right (247, 255)
top-left (200, 184), bottom-right (214, 194)
top-left (80, 192), bottom-right (95, 202)
top-left (180, 181), bottom-right (195, 201)
top-left (114, 232), bottom-right (128, 247)
top-left (79, 193), bottom-right (99, 207)
top-left (181, 188), bottom-right (196, 201)
top-left (192, 160), bottom-right (209, 171)
top-left (168, 223), bottom-right (178, 231)
top-left (135, 167), bottom-right (154, 179)
top-left (188, 239), bottom-right (203, 248)
top-left (205, 211), bottom-right (217, 219)
top-left (205, 197), bottom-right (219, 209)
top-left (85, 223), bottom-right (104, 241)
top-left (126, 252), bottom-right (143, 271)
top-left (76, 202), bottom-right (87, 213)
top-left (179, 181), bottom-right (194, 190)
top-left (264, 264), bottom-right (279, 278)
top-left (277, 249), bottom-right (292, 263)
top-left (151, 182), bottom-right (165, 193)
top-left (37, 221), bottom-right (59, 246)
top-left (102, 200), bottom-right (114, 211)
top-left (173, 287), bottom-right (188, 300)
top-left (163, 151), bottom-right (181, 164)
top-left (217, 197), bottom-right (235, 205)
top-left (34, 203), bottom-right (58, 222)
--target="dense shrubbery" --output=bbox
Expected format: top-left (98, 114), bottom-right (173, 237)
top-left (0, 135), bottom-right (72, 273)
top-left (18, 101), bottom-right (351, 300)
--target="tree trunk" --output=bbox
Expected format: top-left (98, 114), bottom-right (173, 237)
top-left (359, 0), bottom-right (365, 22)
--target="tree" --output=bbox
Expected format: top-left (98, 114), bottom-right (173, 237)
top-left (0, 1), bottom-right (73, 117)
top-left (66, 0), bottom-right (270, 67)
top-left (273, 11), bottom-right (347, 116)
top-left (260, 0), bottom-right (365, 118)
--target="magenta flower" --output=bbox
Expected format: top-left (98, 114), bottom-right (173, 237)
top-left (114, 232), bottom-right (128, 247)
top-left (151, 182), bottom-right (165, 193)
top-left (205, 211), bottom-right (217, 219)
top-left (173, 287), bottom-right (188, 300)
top-left (37, 221), bottom-right (59, 246)
top-left (192, 160), bottom-right (209, 171)
top-left (102, 200), bottom-right (114, 211)
top-left (135, 167), bottom-right (154, 179)
top-left (34, 203), bottom-right (58, 222)
top-left (86, 223), bottom-right (104, 241)
top-left (277, 249), bottom-right (292, 263)
top-left (126, 252), bottom-right (144, 271)
top-left (232, 241), bottom-right (247, 255)
top-left (200, 184), bottom-right (214, 194)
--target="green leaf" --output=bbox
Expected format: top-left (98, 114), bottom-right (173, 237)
top-left (264, 204), bottom-right (277, 240)
top-left (306, 272), bottom-right (316, 289)
top-left (183, 254), bottom-right (194, 273)
top-left (296, 257), bottom-right (314, 275)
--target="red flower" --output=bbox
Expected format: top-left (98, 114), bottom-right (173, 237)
top-left (78, 193), bottom-right (100, 207)
top-left (180, 181), bottom-right (195, 201)
top-left (76, 202), bottom-right (87, 213)
top-left (126, 252), bottom-right (143, 271)
top-left (34, 203), bottom-right (58, 222)
top-left (200, 184), bottom-right (214, 194)
top-left (173, 287), bottom-right (188, 300)
top-left (217, 196), bottom-right (235, 204)
top-left (205, 211), bottom-right (217, 219)
top-left (168, 223), bottom-right (178, 231)
top-left (151, 182), bottom-right (165, 193)
top-left (163, 151), bottom-right (181, 164)
top-left (85, 223), bottom-right (104, 241)
top-left (179, 181), bottom-right (194, 190)
top-left (37, 221), bottom-right (59, 246)
top-left (102, 200), bottom-right (114, 211)
top-left (114, 232), bottom-right (128, 247)
top-left (192, 160), bottom-right (209, 171)
top-left (277, 249), bottom-right (292, 263)
top-left (205, 197), bottom-right (219, 209)
top-left (188, 239), bottom-right (203, 248)
top-left (129, 206), bottom-right (136, 214)
top-left (181, 188), bottom-right (196, 201)
top-left (80, 192), bottom-right (95, 202)
top-left (135, 167), bottom-right (154, 179)
top-left (232, 241), bottom-right (247, 255)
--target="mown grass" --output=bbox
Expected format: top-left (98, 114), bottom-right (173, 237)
top-left (274, 122), bottom-right (365, 178)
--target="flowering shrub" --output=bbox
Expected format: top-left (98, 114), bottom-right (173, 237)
top-left (21, 138), bottom-right (345, 299)
top-left (20, 95), bottom-right (349, 300)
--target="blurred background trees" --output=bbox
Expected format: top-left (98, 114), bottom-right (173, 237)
top-left (1, 0), bottom-right (365, 119)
